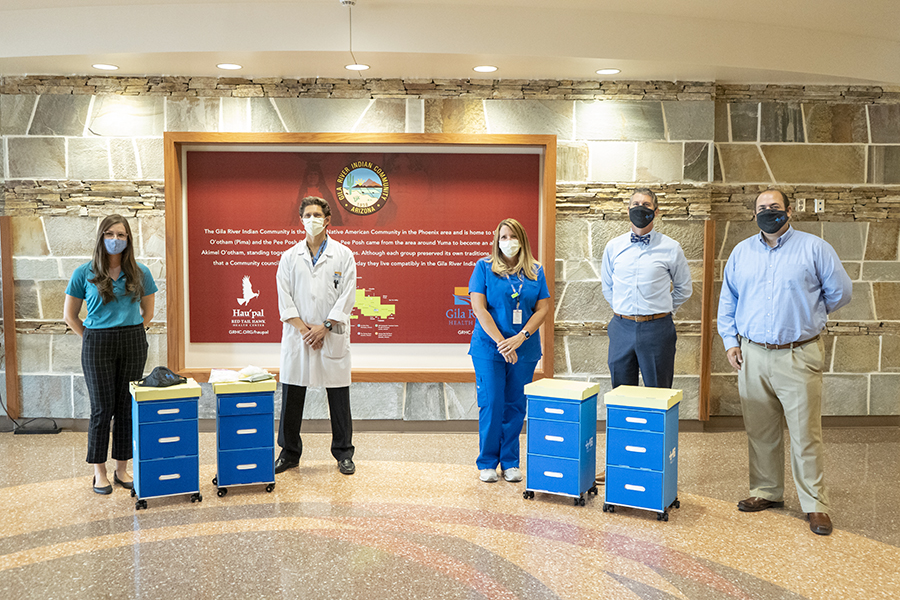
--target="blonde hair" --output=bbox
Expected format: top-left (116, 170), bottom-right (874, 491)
top-left (488, 218), bottom-right (540, 280)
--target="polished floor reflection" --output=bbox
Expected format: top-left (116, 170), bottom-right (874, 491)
top-left (1, 428), bottom-right (898, 599)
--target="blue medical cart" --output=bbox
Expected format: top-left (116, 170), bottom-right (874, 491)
top-left (522, 379), bottom-right (600, 506)
top-left (211, 379), bottom-right (277, 497)
top-left (130, 379), bottom-right (203, 510)
top-left (603, 385), bottom-right (681, 521)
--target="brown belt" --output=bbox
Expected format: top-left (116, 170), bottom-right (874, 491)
top-left (744, 334), bottom-right (820, 350)
top-left (615, 312), bottom-right (671, 323)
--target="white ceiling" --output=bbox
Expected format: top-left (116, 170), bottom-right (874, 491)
top-left (2, 0), bottom-right (899, 84)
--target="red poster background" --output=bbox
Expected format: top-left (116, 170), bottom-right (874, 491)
top-left (186, 151), bottom-right (541, 344)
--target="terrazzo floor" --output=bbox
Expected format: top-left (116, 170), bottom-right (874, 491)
top-left (1, 428), bottom-right (898, 599)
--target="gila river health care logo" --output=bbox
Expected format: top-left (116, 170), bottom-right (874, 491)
top-left (336, 161), bottom-right (390, 215)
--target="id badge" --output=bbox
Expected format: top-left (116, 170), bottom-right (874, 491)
top-left (512, 309), bottom-right (523, 325)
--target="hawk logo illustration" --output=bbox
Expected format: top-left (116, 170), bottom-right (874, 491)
top-left (453, 287), bottom-right (471, 305)
top-left (237, 276), bottom-right (260, 306)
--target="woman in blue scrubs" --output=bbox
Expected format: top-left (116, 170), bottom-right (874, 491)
top-left (469, 218), bottom-right (551, 483)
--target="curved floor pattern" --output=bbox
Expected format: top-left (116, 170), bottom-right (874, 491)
top-left (1, 431), bottom-right (898, 599)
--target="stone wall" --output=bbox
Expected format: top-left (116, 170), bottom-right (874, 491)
top-left (2, 76), bottom-right (899, 421)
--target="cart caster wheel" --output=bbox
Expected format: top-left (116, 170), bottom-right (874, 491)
top-left (588, 486), bottom-right (598, 496)
top-left (265, 483), bottom-right (275, 493)
top-left (674, 499), bottom-right (681, 509)
top-left (602, 503), bottom-right (609, 512)
top-left (191, 493), bottom-right (202, 503)
top-left (130, 488), bottom-right (136, 498)
top-left (196, 493), bottom-right (202, 502)
top-left (609, 505), bottom-right (615, 513)
top-left (579, 497), bottom-right (586, 506)
top-left (212, 476), bottom-right (217, 486)
top-left (657, 512), bottom-right (669, 521)
top-left (135, 499), bottom-right (147, 510)
top-left (523, 490), bottom-right (534, 500)
top-left (217, 488), bottom-right (227, 497)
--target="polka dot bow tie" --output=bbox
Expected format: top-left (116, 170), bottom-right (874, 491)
top-left (631, 232), bottom-right (651, 245)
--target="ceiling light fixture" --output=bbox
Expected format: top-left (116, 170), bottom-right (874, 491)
top-left (341, 0), bottom-right (369, 74)
top-left (217, 63), bottom-right (243, 70)
top-left (596, 68), bottom-right (621, 75)
top-left (473, 66), bottom-right (498, 73)
top-left (92, 63), bottom-right (119, 71)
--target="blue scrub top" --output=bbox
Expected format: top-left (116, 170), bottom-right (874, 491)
top-left (66, 262), bottom-right (158, 329)
top-left (468, 257), bottom-right (550, 362)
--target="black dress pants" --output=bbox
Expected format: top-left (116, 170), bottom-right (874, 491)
top-left (277, 383), bottom-right (354, 462)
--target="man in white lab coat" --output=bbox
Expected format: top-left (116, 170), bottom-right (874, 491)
top-left (275, 196), bottom-right (358, 475)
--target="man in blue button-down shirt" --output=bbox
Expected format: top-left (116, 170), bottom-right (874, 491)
top-left (718, 189), bottom-right (852, 536)
top-left (599, 188), bottom-right (692, 483)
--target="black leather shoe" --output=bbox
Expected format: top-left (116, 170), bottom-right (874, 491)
top-left (274, 457), bottom-right (299, 474)
top-left (92, 476), bottom-right (112, 495)
top-left (113, 472), bottom-right (133, 490)
top-left (737, 496), bottom-right (784, 512)
top-left (808, 512), bottom-right (833, 536)
top-left (338, 458), bottom-right (355, 475)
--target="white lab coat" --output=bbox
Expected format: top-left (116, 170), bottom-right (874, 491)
top-left (276, 235), bottom-right (357, 387)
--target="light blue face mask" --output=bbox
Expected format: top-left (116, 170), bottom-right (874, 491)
top-left (104, 238), bottom-right (128, 255)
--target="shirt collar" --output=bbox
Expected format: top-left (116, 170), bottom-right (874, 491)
top-left (756, 225), bottom-right (794, 249)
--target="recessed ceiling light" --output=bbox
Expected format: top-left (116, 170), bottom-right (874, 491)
top-left (217, 63), bottom-right (243, 70)
top-left (345, 63), bottom-right (370, 71)
top-left (473, 65), bottom-right (498, 73)
top-left (596, 68), bottom-right (621, 75)
top-left (92, 63), bottom-right (119, 71)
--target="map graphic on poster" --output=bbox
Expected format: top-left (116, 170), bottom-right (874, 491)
top-left (186, 151), bottom-right (540, 344)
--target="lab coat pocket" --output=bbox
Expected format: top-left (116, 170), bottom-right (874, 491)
top-left (323, 330), bottom-right (349, 359)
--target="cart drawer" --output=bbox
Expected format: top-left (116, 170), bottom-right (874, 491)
top-left (136, 456), bottom-right (199, 498)
top-left (217, 392), bottom-right (274, 417)
top-left (607, 427), bottom-right (664, 471)
top-left (607, 407), bottom-right (665, 432)
top-left (526, 397), bottom-right (580, 423)
top-left (138, 420), bottom-right (198, 460)
top-left (217, 414), bottom-right (274, 451)
top-left (527, 419), bottom-right (580, 459)
top-left (137, 399), bottom-right (197, 424)
top-left (605, 466), bottom-right (664, 511)
top-left (526, 454), bottom-right (581, 497)
top-left (217, 447), bottom-right (275, 487)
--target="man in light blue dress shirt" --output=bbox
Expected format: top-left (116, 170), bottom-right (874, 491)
top-left (718, 189), bottom-right (852, 536)
top-left (599, 188), bottom-right (692, 482)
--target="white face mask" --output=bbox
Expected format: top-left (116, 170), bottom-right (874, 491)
top-left (303, 216), bottom-right (326, 237)
top-left (499, 239), bottom-right (521, 258)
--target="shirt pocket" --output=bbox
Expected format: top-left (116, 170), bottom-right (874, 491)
top-left (780, 263), bottom-right (817, 293)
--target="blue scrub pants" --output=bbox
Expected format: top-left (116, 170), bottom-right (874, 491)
top-left (473, 357), bottom-right (539, 470)
top-left (607, 314), bottom-right (676, 388)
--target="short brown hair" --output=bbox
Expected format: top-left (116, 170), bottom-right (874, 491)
top-left (299, 196), bottom-right (331, 218)
top-left (630, 188), bottom-right (658, 209)
top-left (756, 188), bottom-right (790, 209)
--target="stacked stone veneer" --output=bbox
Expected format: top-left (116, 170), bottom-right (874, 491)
top-left (1, 77), bottom-right (899, 421)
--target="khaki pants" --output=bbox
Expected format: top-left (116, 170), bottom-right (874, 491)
top-left (738, 338), bottom-right (829, 513)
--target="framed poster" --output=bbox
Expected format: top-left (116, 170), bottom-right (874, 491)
top-left (164, 133), bottom-right (556, 382)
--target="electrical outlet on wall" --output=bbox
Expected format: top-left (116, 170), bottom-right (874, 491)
top-left (796, 198), bottom-right (806, 212)
top-left (814, 198), bottom-right (825, 213)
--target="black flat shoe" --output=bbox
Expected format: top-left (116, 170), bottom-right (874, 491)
top-left (93, 476), bottom-right (112, 495)
top-left (338, 458), bottom-right (355, 475)
top-left (113, 472), bottom-right (133, 490)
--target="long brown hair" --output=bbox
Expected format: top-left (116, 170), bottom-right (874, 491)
top-left (488, 218), bottom-right (540, 280)
top-left (89, 215), bottom-right (144, 303)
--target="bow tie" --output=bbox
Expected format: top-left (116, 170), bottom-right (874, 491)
top-left (631, 232), bottom-right (651, 245)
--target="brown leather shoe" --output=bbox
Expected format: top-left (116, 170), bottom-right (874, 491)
top-left (808, 512), bottom-right (833, 536)
top-left (737, 496), bottom-right (784, 512)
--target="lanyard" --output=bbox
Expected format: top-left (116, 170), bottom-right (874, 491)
top-left (311, 237), bottom-right (328, 266)
top-left (506, 273), bottom-right (524, 309)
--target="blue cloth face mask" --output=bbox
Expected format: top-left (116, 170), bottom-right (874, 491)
top-left (104, 238), bottom-right (128, 255)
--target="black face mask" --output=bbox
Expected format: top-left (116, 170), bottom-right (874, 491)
top-left (629, 205), bottom-right (655, 229)
top-left (756, 209), bottom-right (789, 234)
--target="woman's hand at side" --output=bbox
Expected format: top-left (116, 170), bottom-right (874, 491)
top-left (63, 294), bottom-right (85, 337)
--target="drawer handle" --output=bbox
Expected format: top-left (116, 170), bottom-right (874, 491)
top-left (159, 473), bottom-right (181, 481)
top-left (544, 435), bottom-right (565, 442)
top-left (236, 464), bottom-right (258, 470)
top-left (543, 471), bottom-right (564, 479)
top-left (625, 445), bottom-right (647, 453)
top-left (625, 417), bottom-right (647, 424)
top-left (543, 408), bottom-right (565, 415)
top-left (236, 402), bottom-right (258, 408)
top-left (624, 484), bottom-right (646, 492)
top-left (236, 429), bottom-right (258, 435)
top-left (159, 436), bottom-right (181, 444)
top-left (157, 408), bottom-right (180, 415)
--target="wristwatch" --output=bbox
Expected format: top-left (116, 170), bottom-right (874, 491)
top-left (323, 320), bottom-right (333, 331)
top-left (522, 330), bottom-right (530, 339)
